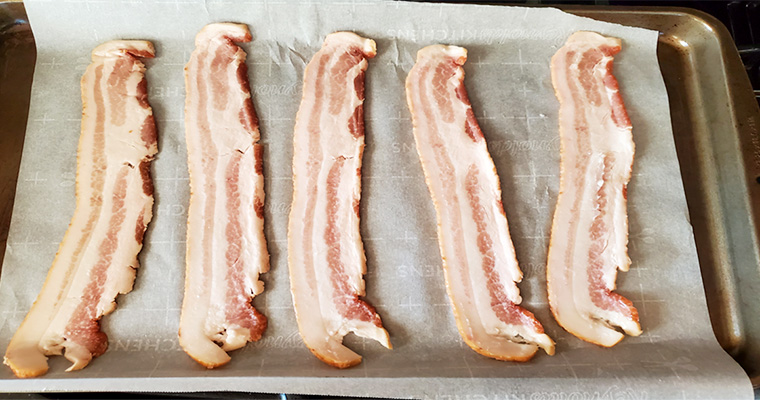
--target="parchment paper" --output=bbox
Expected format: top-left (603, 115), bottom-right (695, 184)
top-left (0, 0), bottom-right (752, 398)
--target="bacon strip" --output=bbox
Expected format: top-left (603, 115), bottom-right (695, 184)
top-left (3, 41), bottom-right (157, 378)
top-left (547, 31), bottom-right (642, 347)
top-left (405, 45), bottom-right (554, 361)
top-left (288, 32), bottom-right (390, 369)
top-left (178, 23), bottom-right (269, 368)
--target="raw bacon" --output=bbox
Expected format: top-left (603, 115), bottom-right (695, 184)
top-left (405, 45), bottom-right (555, 361)
top-left (546, 31), bottom-right (642, 347)
top-left (178, 23), bottom-right (269, 368)
top-left (288, 32), bottom-right (391, 369)
top-left (3, 40), bottom-right (157, 377)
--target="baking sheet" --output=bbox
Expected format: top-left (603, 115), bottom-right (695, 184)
top-left (0, 0), bottom-right (752, 398)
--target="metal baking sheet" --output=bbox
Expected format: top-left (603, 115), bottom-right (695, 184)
top-left (566, 7), bottom-right (760, 388)
top-left (0, 0), bottom-right (756, 395)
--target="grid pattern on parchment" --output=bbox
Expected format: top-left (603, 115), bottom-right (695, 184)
top-left (0, 0), bottom-right (750, 398)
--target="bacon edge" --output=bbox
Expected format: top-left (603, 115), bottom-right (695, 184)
top-left (178, 23), bottom-right (269, 369)
top-left (546, 31), bottom-right (642, 347)
top-left (4, 40), bottom-right (157, 378)
top-left (288, 32), bottom-right (391, 369)
top-left (405, 44), bottom-right (555, 362)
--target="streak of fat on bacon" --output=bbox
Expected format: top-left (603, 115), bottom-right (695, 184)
top-left (405, 45), bottom-right (555, 361)
top-left (179, 23), bottom-right (269, 369)
top-left (547, 31), bottom-right (642, 347)
top-left (288, 32), bottom-right (391, 369)
top-left (3, 40), bottom-right (157, 378)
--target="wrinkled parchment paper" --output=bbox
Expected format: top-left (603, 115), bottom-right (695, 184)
top-left (0, 0), bottom-right (752, 398)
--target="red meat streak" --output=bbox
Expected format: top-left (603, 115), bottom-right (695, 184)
top-left (416, 62), bottom-right (474, 305)
top-left (62, 56), bottom-right (145, 354)
top-left (200, 37), bottom-right (266, 338)
top-left (303, 47), bottom-right (380, 325)
top-left (563, 46), bottom-right (637, 319)
top-left (464, 165), bottom-right (545, 331)
top-left (418, 54), bottom-right (542, 327)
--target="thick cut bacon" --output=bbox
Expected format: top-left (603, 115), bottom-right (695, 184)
top-left (546, 31), bottom-right (642, 347)
top-left (179, 23), bottom-right (269, 368)
top-left (3, 41), bottom-right (157, 378)
top-left (405, 45), bottom-right (554, 361)
top-left (288, 32), bottom-right (390, 369)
